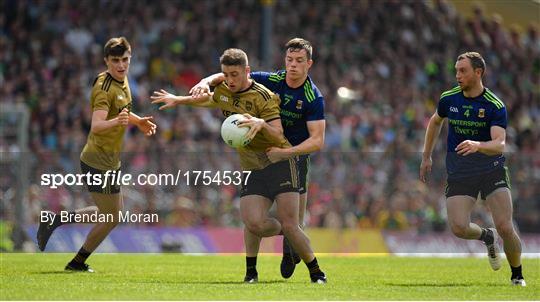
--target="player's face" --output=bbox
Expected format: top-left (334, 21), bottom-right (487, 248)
top-left (105, 51), bottom-right (131, 81)
top-left (285, 49), bottom-right (312, 81)
top-left (221, 64), bottom-right (250, 93)
top-left (455, 58), bottom-right (480, 90)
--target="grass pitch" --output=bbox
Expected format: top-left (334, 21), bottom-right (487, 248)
top-left (0, 253), bottom-right (538, 300)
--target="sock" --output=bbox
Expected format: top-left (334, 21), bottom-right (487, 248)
top-left (479, 228), bottom-right (493, 245)
top-left (246, 256), bottom-right (257, 276)
top-left (306, 257), bottom-right (322, 275)
top-left (72, 247), bottom-right (91, 264)
top-left (511, 265), bottom-right (523, 279)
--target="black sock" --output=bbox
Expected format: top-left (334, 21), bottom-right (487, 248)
top-left (72, 247), bottom-right (91, 264)
top-left (511, 265), bottom-right (523, 279)
top-left (306, 257), bottom-right (322, 275)
top-left (479, 228), bottom-right (493, 245)
top-left (246, 256), bottom-right (257, 276)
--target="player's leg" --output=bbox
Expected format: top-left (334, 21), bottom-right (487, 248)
top-left (275, 192), bottom-right (326, 283)
top-left (280, 156), bottom-right (309, 278)
top-left (80, 192), bottom-right (123, 251)
top-left (447, 194), bottom-right (502, 270)
top-left (446, 195), bottom-right (482, 239)
top-left (298, 192), bottom-right (308, 229)
top-left (37, 206), bottom-right (99, 251)
top-left (38, 161), bottom-right (113, 251)
top-left (280, 192), bottom-right (305, 276)
top-left (446, 174), bottom-right (503, 271)
top-left (298, 156), bottom-right (310, 229)
top-left (485, 190), bottom-right (521, 262)
top-left (65, 192), bottom-right (122, 272)
top-left (484, 176), bottom-right (525, 286)
top-left (243, 228), bottom-right (260, 283)
top-left (485, 188), bottom-right (524, 285)
top-left (240, 194), bottom-right (280, 282)
top-left (244, 228), bottom-right (262, 258)
top-left (275, 192), bottom-right (307, 257)
top-left (240, 195), bottom-right (281, 237)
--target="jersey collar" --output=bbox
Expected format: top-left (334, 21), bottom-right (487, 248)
top-left (235, 80), bottom-right (254, 94)
top-left (284, 71), bottom-right (311, 90)
top-left (463, 88), bottom-right (486, 100)
top-left (106, 72), bottom-right (125, 84)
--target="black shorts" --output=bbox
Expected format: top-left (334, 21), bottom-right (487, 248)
top-left (445, 167), bottom-right (511, 200)
top-left (241, 158), bottom-right (300, 200)
top-left (298, 155), bottom-right (311, 195)
top-left (80, 160), bottom-right (121, 194)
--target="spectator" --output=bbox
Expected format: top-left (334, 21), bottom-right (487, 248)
top-left (1, 0), bottom-right (538, 232)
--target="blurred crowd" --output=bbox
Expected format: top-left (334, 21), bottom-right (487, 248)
top-left (1, 0), bottom-right (539, 234)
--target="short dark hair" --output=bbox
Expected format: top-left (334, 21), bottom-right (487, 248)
top-left (285, 38), bottom-right (313, 60)
top-left (457, 52), bottom-right (486, 76)
top-left (104, 37), bottom-right (131, 58)
top-left (219, 48), bottom-right (248, 67)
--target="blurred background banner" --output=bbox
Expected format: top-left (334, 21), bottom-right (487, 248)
top-left (1, 0), bottom-right (539, 253)
top-left (22, 225), bottom-right (540, 256)
top-left (383, 231), bottom-right (540, 257)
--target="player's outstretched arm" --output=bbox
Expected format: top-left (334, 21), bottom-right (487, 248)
top-left (150, 89), bottom-right (212, 110)
top-left (128, 112), bottom-right (157, 136)
top-left (90, 109), bottom-right (129, 134)
top-left (456, 126), bottom-right (505, 156)
top-left (190, 73), bottom-right (226, 98)
top-left (420, 111), bottom-right (445, 182)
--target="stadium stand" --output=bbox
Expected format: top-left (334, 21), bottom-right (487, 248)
top-left (1, 0), bottom-right (539, 248)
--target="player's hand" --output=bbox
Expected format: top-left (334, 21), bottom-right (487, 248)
top-left (137, 116), bottom-right (157, 136)
top-left (266, 147), bottom-right (293, 163)
top-left (419, 156), bottom-right (432, 183)
top-left (238, 113), bottom-right (264, 141)
top-left (189, 81), bottom-right (210, 99)
top-left (117, 108), bottom-right (129, 126)
top-left (456, 140), bottom-right (480, 156)
top-left (151, 89), bottom-right (178, 110)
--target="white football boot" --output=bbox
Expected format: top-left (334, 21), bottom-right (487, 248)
top-left (485, 228), bottom-right (502, 271)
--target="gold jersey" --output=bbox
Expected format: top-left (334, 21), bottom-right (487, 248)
top-left (210, 81), bottom-right (291, 171)
top-left (80, 72), bottom-right (132, 170)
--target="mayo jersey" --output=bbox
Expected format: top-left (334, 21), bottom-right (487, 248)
top-left (437, 86), bottom-right (507, 180)
top-left (250, 70), bottom-right (325, 146)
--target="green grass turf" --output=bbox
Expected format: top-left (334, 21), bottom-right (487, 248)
top-left (0, 253), bottom-right (538, 300)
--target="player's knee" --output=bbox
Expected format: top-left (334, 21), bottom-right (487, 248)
top-left (244, 220), bottom-right (264, 235)
top-left (495, 222), bottom-right (515, 239)
top-left (281, 221), bottom-right (299, 236)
